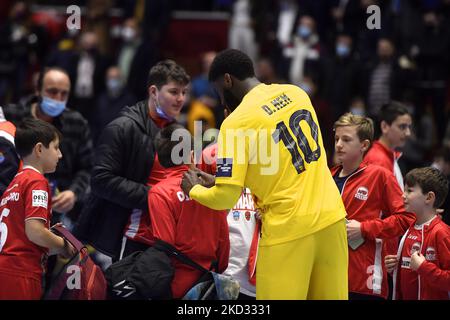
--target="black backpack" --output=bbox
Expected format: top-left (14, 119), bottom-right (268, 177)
top-left (104, 239), bottom-right (214, 300)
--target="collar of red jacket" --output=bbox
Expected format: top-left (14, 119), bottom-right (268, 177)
top-left (414, 214), bottom-right (443, 232)
top-left (163, 164), bottom-right (190, 178)
top-left (372, 140), bottom-right (402, 160)
top-left (330, 161), bottom-right (368, 177)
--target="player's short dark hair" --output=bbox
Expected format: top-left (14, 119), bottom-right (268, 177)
top-left (208, 49), bottom-right (255, 82)
top-left (405, 167), bottom-right (449, 208)
top-left (378, 101), bottom-right (410, 125)
top-left (37, 67), bottom-right (70, 91)
top-left (147, 60), bottom-right (190, 89)
top-left (155, 123), bottom-right (193, 168)
top-left (14, 118), bottom-right (62, 158)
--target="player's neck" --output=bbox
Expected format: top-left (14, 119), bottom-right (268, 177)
top-left (379, 136), bottom-right (394, 150)
top-left (240, 78), bottom-right (261, 97)
top-left (340, 158), bottom-right (362, 177)
top-left (415, 209), bottom-right (437, 226)
top-left (32, 103), bottom-right (54, 123)
top-left (22, 159), bottom-right (44, 175)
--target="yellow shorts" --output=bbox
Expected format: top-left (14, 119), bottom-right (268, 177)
top-left (256, 218), bottom-right (348, 300)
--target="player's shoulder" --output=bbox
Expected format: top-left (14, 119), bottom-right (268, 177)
top-left (20, 169), bottom-right (45, 180)
top-left (18, 169), bottom-right (48, 190)
top-left (364, 163), bottom-right (394, 178)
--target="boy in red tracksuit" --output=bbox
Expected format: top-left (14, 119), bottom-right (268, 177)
top-left (0, 119), bottom-right (76, 300)
top-left (332, 113), bottom-right (415, 299)
top-left (385, 167), bottom-right (450, 300)
top-left (200, 142), bottom-right (259, 300)
top-left (147, 124), bottom-right (229, 299)
top-left (364, 102), bottom-right (412, 190)
top-left (364, 102), bottom-right (412, 260)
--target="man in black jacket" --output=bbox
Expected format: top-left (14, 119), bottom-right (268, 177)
top-left (1, 67), bottom-right (93, 223)
top-left (75, 60), bottom-right (190, 260)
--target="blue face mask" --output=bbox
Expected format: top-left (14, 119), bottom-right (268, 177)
top-left (154, 93), bottom-right (175, 121)
top-left (297, 25), bottom-right (311, 39)
top-left (40, 96), bottom-right (66, 117)
top-left (350, 107), bottom-right (365, 116)
top-left (107, 78), bottom-right (123, 96)
top-left (336, 43), bottom-right (350, 57)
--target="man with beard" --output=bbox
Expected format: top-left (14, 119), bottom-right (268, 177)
top-left (181, 49), bottom-right (348, 299)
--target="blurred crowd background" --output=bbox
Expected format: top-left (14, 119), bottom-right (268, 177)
top-left (1, 0), bottom-right (450, 173)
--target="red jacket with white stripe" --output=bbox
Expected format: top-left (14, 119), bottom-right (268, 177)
top-left (331, 163), bottom-right (415, 298)
top-left (393, 216), bottom-right (450, 300)
top-left (364, 141), bottom-right (404, 257)
top-left (148, 165), bottom-right (230, 299)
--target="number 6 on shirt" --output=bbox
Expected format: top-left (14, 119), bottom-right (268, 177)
top-left (0, 208), bottom-right (10, 252)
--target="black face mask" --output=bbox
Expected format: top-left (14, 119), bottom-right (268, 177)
top-left (223, 88), bottom-right (241, 112)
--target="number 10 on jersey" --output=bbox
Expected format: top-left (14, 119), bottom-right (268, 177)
top-left (272, 109), bottom-right (321, 174)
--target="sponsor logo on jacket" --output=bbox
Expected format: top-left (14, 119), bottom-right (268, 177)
top-left (425, 247), bottom-right (436, 261)
top-left (409, 242), bottom-right (421, 256)
top-left (355, 186), bottom-right (369, 201)
top-left (32, 190), bottom-right (48, 208)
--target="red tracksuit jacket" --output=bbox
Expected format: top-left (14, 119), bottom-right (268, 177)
top-left (364, 141), bottom-right (404, 257)
top-left (147, 165), bottom-right (230, 299)
top-left (393, 216), bottom-right (450, 300)
top-left (331, 163), bottom-right (415, 298)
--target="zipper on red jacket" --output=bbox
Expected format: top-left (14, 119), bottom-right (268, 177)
top-left (339, 167), bottom-right (366, 197)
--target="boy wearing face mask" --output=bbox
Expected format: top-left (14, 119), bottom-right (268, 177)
top-left (75, 60), bottom-right (190, 262)
top-left (1, 67), bottom-right (93, 226)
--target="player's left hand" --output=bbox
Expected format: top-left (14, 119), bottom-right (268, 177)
top-left (346, 219), bottom-right (362, 241)
top-left (410, 251), bottom-right (426, 271)
top-left (52, 190), bottom-right (77, 213)
top-left (181, 169), bottom-right (202, 195)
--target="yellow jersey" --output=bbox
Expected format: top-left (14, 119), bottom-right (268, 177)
top-left (215, 83), bottom-right (346, 246)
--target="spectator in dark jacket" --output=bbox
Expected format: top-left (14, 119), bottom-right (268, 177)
top-left (363, 38), bottom-right (410, 118)
top-left (1, 67), bottom-right (93, 224)
top-left (75, 60), bottom-right (190, 260)
top-left (91, 66), bottom-right (136, 144)
top-left (117, 18), bottom-right (159, 101)
top-left (410, 10), bottom-right (450, 142)
top-left (320, 34), bottom-right (362, 121)
top-left (68, 31), bottom-right (111, 124)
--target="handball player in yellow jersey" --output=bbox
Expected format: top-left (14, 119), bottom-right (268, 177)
top-left (181, 49), bottom-right (348, 299)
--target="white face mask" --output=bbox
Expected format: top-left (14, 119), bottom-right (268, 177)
top-left (122, 27), bottom-right (136, 42)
